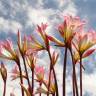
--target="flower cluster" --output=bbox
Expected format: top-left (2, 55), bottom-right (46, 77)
top-left (0, 15), bottom-right (96, 96)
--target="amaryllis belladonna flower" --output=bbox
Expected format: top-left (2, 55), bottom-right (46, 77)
top-left (36, 72), bottom-right (56, 95)
top-left (73, 30), bottom-right (96, 56)
top-left (72, 48), bottom-right (95, 64)
top-left (17, 30), bottom-right (28, 56)
top-left (26, 54), bottom-right (36, 71)
top-left (10, 64), bottom-right (27, 80)
top-left (35, 66), bottom-right (45, 83)
top-left (27, 23), bottom-right (50, 52)
top-left (35, 71), bottom-right (56, 94)
top-left (47, 15), bottom-right (85, 47)
top-left (51, 50), bottom-right (59, 66)
top-left (47, 72), bottom-right (56, 95)
top-left (37, 23), bottom-right (49, 49)
top-left (0, 39), bottom-right (19, 61)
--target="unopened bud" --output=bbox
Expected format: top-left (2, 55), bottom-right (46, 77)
top-left (0, 62), bottom-right (7, 82)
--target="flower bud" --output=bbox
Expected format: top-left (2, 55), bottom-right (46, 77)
top-left (0, 62), bottom-right (7, 82)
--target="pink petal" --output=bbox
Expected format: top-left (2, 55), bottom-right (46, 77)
top-left (83, 49), bottom-right (95, 58)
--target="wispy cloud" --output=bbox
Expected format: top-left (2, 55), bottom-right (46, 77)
top-left (0, 0), bottom-right (96, 96)
top-left (0, 17), bottom-right (22, 34)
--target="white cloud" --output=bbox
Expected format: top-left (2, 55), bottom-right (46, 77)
top-left (83, 72), bottom-right (96, 96)
top-left (0, 17), bottom-right (22, 34)
top-left (62, 2), bottom-right (77, 16)
top-left (26, 7), bottom-right (55, 26)
top-left (0, 0), bottom-right (87, 96)
top-left (57, 0), bottom-right (72, 8)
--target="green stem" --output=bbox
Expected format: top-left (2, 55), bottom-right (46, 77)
top-left (63, 47), bottom-right (67, 96)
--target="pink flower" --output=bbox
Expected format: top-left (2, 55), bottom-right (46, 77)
top-left (35, 66), bottom-right (45, 82)
top-left (10, 64), bottom-right (19, 80)
top-left (58, 15), bottom-right (85, 44)
top-left (0, 39), bottom-right (18, 60)
top-left (73, 48), bottom-right (95, 64)
top-left (35, 71), bottom-right (56, 95)
top-left (37, 23), bottom-right (49, 50)
top-left (11, 64), bottom-right (19, 74)
top-left (47, 15), bottom-right (85, 47)
top-left (72, 30), bottom-right (96, 64)
top-left (27, 35), bottom-right (45, 52)
top-left (51, 51), bottom-right (59, 66)
top-left (17, 30), bottom-right (28, 55)
top-left (43, 72), bottom-right (56, 94)
top-left (27, 23), bottom-right (50, 53)
top-left (11, 64), bottom-right (26, 80)
top-left (26, 54), bottom-right (36, 70)
top-left (73, 30), bottom-right (96, 55)
top-left (37, 23), bottom-right (48, 41)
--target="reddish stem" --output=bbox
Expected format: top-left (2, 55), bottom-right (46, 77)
top-left (72, 73), bottom-right (75, 96)
top-left (17, 61), bottom-right (24, 96)
top-left (32, 69), bottom-right (34, 96)
top-left (70, 48), bottom-right (79, 96)
top-left (80, 56), bottom-right (82, 96)
top-left (47, 50), bottom-right (59, 96)
top-left (22, 56), bottom-right (32, 96)
top-left (53, 67), bottom-right (59, 96)
top-left (47, 64), bottom-right (52, 96)
top-left (39, 83), bottom-right (42, 96)
top-left (3, 81), bottom-right (6, 96)
top-left (63, 47), bottom-right (67, 96)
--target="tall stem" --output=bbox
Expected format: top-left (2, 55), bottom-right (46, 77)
top-left (39, 83), bottom-right (42, 96)
top-left (47, 63), bottom-right (52, 96)
top-left (80, 56), bottom-right (82, 96)
top-left (17, 60), bottom-right (24, 96)
top-left (72, 74), bottom-right (75, 96)
top-left (47, 50), bottom-right (59, 96)
top-left (53, 67), bottom-right (59, 96)
top-left (70, 48), bottom-right (79, 96)
top-left (22, 56), bottom-right (32, 96)
top-left (32, 69), bottom-right (34, 96)
top-left (3, 81), bottom-right (6, 96)
top-left (63, 47), bottom-right (67, 96)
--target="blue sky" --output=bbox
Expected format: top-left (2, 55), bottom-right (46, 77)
top-left (0, 0), bottom-right (96, 96)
